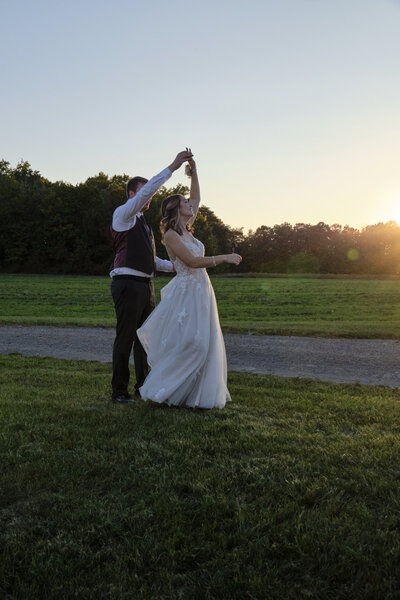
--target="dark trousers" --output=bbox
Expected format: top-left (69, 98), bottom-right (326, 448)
top-left (111, 277), bottom-right (155, 398)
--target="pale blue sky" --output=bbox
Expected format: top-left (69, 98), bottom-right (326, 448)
top-left (2, 0), bottom-right (400, 231)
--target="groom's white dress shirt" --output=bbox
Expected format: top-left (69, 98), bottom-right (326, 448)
top-left (110, 167), bottom-right (175, 278)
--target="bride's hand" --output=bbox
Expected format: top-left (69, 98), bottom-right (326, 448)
top-left (186, 147), bottom-right (196, 168)
top-left (225, 253), bottom-right (242, 266)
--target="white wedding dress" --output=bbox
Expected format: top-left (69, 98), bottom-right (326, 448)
top-left (137, 235), bottom-right (231, 409)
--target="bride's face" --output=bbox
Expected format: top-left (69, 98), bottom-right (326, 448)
top-left (179, 196), bottom-right (193, 218)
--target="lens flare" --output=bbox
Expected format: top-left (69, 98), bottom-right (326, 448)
top-left (347, 248), bottom-right (359, 261)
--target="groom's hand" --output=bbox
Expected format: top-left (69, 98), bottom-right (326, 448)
top-left (168, 150), bottom-right (194, 172)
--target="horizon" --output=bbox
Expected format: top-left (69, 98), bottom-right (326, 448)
top-left (3, 154), bottom-right (400, 234)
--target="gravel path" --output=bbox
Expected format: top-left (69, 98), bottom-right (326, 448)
top-left (1, 325), bottom-right (400, 389)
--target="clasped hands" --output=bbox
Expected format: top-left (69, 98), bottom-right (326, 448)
top-left (169, 148), bottom-right (194, 172)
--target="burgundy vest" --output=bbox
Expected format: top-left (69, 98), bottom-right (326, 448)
top-left (111, 216), bottom-right (156, 274)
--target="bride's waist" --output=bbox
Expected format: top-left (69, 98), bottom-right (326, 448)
top-left (175, 268), bottom-right (207, 278)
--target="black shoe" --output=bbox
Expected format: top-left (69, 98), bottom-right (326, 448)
top-left (134, 388), bottom-right (142, 399)
top-left (112, 393), bottom-right (135, 404)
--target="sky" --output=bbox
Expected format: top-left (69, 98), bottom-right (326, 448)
top-left (1, 0), bottom-right (400, 232)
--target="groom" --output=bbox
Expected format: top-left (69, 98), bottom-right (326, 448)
top-left (110, 149), bottom-right (193, 403)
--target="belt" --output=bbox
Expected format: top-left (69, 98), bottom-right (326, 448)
top-left (112, 275), bottom-right (152, 283)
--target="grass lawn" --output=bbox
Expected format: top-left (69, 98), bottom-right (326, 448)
top-left (1, 273), bottom-right (400, 337)
top-left (1, 355), bottom-right (400, 599)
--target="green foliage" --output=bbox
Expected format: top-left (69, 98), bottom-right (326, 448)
top-left (1, 159), bottom-right (400, 275)
top-left (1, 355), bottom-right (400, 599)
top-left (240, 221), bottom-right (400, 275)
top-left (1, 273), bottom-right (400, 338)
top-left (0, 161), bottom-right (238, 275)
top-left (287, 251), bottom-right (320, 274)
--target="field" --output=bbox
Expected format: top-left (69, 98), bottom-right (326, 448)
top-left (1, 273), bottom-right (400, 337)
top-left (1, 355), bottom-right (400, 599)
top-left (2, 273), bottom-right (400, 598)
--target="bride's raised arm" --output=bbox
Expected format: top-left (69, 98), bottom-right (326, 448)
top-left (187, 157), bottom-right (200, 225)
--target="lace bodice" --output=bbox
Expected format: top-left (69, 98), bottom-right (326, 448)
top-left (171, 236), bottom-right (206, 279)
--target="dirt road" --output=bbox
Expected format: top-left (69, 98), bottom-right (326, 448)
top-left (1, 325), bottom-right (400, 388)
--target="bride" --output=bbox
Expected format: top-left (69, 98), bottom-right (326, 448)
top-left (137, 154), bottom-right (242, 409)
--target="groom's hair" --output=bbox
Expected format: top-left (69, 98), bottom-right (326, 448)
top-left (126, 176), bottom-right (148, 198)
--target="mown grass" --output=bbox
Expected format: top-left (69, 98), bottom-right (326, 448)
top-left (1, 355), bottom-right (400, 599)
top-left (1, 273), bottom-right (400, 337)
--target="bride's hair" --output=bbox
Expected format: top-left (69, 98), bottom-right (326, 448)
top-left (161, 194), bottom-right (194, 238)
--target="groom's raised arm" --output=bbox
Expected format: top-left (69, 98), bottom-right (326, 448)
top-left (114, 168), bottom-right (172, 225)
top-left (114, 150), bottom-right (193, 225)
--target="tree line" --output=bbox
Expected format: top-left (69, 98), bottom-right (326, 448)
top-left (1, 160), bottom-right (399, 276)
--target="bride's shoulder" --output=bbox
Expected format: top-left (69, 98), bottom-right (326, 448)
top-left (164, 229), bottom-right (181, 243)
top-left (164, 229), bottom-right (178, 239)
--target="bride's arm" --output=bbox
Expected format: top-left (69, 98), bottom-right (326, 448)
top-left (187, 158), bottom-right (200, 225)
top-left (164, 230), bottom-right (241, 268)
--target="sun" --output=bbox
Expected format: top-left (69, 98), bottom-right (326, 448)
top-left (393, 206), bottom-right (400, 225)
top-left (378, 187), bottom-right (400, 225)
top-left (387, 202), bottom-right (400, 225)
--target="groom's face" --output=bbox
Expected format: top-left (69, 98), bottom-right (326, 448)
top-left (130, 182), bottom-right (150, 211)
top-left (129, 182), bottom-right (145, 198)
top-left (142, 200), bottom-right (151, 211)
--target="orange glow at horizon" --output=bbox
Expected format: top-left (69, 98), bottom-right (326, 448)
top-left (372, 186), bottom-right (400, 227)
